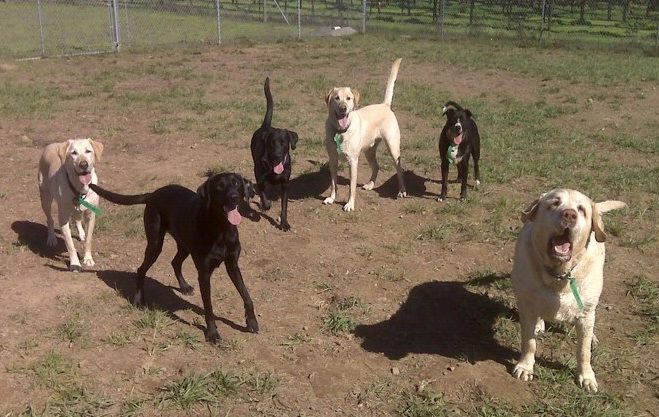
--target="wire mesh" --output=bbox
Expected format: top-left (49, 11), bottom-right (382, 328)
top-left (1, 0), bottom-right (657, 58)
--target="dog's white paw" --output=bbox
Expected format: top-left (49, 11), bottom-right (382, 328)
top-left (475, 179), bottom-right (481, 189)
top-left (78, 232), bottom-right (86, 243)
top-left (578, 371), bottom-right (598, 392)
top-left (46, 234), bottom-right (58, 247)
top-left (397, 191), bottom-right (407, 199)
top-left (323, 197), bottom-right (335, 205)
top-left (362, 181), bottom-right (375, 191)
top-left (83, 256), bottom-right (95, 267)
top-left (343, 201), bottom-right (354, 212)
top-left (512, 364), bottom-right (534, 382)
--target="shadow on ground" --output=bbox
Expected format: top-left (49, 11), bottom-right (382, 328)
top-left (96, 269), bottom-right (250, 334)
top-left (11, 220), bottom-right (65, 260)
top-left (354, 280), bottom-right (516, 365)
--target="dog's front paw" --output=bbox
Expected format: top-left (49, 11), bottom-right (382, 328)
top-left (205, 327), bottom-right (222, 345)
top-left (362, 181), bottom-right (375, 191)
top-left (180, 283), bottom-right (194, 295)
top-left (475, 179), bottom-right (481, 189)
top-left (323, 197), bottom-right (335, 205)
top-left (578, 371), bottom-right (598, 392)
top-left (397, 191), bottom-right (407, 199)
top-left (69, 263), bottom-right (82, 273)
top-left (436, 195), bottom-right (446, 202)
top-left (512, 364), bottom-right (534, 382)
top-left (246, 316), bottom-right (259, 333)
top-left (46, 234), bottom-right (58, 247)
top-left (82, 256), bottom-right (95, 267)
top-left (280, 219), bottom-right (291, 232)
top-left (260, 199), bottom-right (271, 211)
top-left (343, 201), bottom-right (355, 212)
top-left (534, 319), bottom-right (546, 336)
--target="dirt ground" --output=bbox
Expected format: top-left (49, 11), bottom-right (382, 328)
top-left (0, 39), bottom-right (657, 416)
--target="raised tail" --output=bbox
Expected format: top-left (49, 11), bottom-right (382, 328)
top-left (383, 58), bottom-right (402, 107)
top-left (90, 184), bottom-right (152, 206)
top-left (596, 200), bottom-right (627, 213)
top-left (262, 77), bottom-right (273, 128)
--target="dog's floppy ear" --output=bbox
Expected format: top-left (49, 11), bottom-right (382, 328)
top-left (325, 88), bottom-right (335, 105)
top-left (242, 177), bottom-right (256, 202)
top-left (464, 109), bottom-right (473, 119)
top-left (56, 140), bottom-right (71, 163)
top-left (196, 178), bottom-right (212, 210)
top-left (442, 101), bottom-right (462, 116)
top-left (591, 202), bottom-right (607, 243)
top-left (288, 130), bottom-right (299, 150)
top-left (351, 88), bottom-right (360, 107)
top-left (90, 138), bottom-right (104, 162)
top-left (521, 197), bottom-right (541, 223)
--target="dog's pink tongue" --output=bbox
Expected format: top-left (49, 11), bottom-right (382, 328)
top-left (227, 207), bottom-right (241, 226)
top-left (554, 241), bottom-right (571, 254)
top-left (453, 133), bottom-right (463, 146)
top-left (79, 173), bottom-right (92, 185)
top-left (338, 116), bottom-right (349, 130)
top-left (273, 162), bottom-right (284, 175)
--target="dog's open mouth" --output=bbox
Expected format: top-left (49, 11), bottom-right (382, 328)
top-left (549, 229), bottom-right (573, 261)
top-left (225, 205), bottom-right (242, 226)
top-left (335, 110), bottom-right (350, 130)
top-left (77, 171), bottom-right (92, 185)
top-left (453, 132), bottom-right (463, 146)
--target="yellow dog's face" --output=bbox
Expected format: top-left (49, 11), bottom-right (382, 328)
top-left (522, 188), bottom-right (606, 266)
top-left (59, 138), bottom-right (104, 186)
top-left (325, 87), bottom-right (360, 131)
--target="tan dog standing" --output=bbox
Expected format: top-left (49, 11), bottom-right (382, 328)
top-left (323, 58), bottom-right (406, 212)
top-left (510, 188), bottom-right (626, 392)
top-left (38, 138), bottom-right (104, 272)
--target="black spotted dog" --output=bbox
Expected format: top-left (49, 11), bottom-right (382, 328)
top-left (90, 173), bottom-right (257, 344)
top-left (250, 77), bottom-right (298, 231)
top-left (437, 101), bottom-right (481, 201)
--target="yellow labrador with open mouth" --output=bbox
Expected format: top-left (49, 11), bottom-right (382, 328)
top-left (38, 138), bottom-right (104, 272)
top-left (510, 188), bottom-right (626, 392)
top-left (323, 58), bottom-right (406, 212)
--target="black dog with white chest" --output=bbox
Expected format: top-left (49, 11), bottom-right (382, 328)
top-left (438, 101), bottom-right (481, 201)
top-left (250, 77), bottom-right (298, 231)
top-left (90, 173), bottom-right (257, 344)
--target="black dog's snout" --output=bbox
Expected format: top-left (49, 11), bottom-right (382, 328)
top-left (455, 123), bottom-right (462, 133)
top-left (79, 161), bottom-right (89, 171)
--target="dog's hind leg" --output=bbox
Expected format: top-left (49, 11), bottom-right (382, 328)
top-left (473, 145), bottom-right (481, 188)
top-left (135, 208), bottom-right (165, 306)
top-left (384, 137), bottom-right (407, 198)
top-left (40, 188), bottom-right (58, 247)
top-left (225, 259), bottom-right (259, 334)
top-left (362, 143), bottom-right (380, 191)
top-left (171, 243), bottom-right (193, 294)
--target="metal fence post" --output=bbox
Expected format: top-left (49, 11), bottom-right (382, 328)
top-left (216, 0), bottom-right (222, 45)
top-left (439, 0), bottom-right (445, 41)
top-left (36, 0), bottom-right (46, 56)
top-left (298, 0), bottom-right (301, 40)
top-left (540, 0), bottom-right (546, 44)
top-left (109, 0), bottom-right (121, 52)
top-left (362, 0), bottom-right (366, 33)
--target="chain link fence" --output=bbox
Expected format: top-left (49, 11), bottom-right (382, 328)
top-left (1, 0), bottom-right (657, 58)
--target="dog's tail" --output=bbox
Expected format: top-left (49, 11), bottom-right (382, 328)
top-left (90, 184), bottom-right (152, 206)
top-left (262, 77), bottom-right (273, 128)
top-left (383, 58), bottom-right (402, 107)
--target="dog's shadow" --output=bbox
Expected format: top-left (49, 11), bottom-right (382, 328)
top-left (354, 281), bottom-right (517, 365)
top-left (374, 170), bottom-right (433, 199)
top-left (95, 269), bottom-right (250, 333)
top-left (11, 220), bottom-right (65, 260)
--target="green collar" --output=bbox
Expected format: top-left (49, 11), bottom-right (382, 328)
top-left (546, 264), bottom-right (584, 310)
top-left (77, 195), bottom-right (102, 216)
top-left (334, 133), bottom-right (344, 153)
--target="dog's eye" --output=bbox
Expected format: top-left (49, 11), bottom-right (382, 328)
top-left (85, 149), bottom-right (92, 154)
top-left (550, 199), bottom-right (561, 209)
top-left (334, 96), bottom-right (339, 101)
top-left (71, 151), bottom-right (78, 156)
top-left (347, 97), bottom-right (351, 100)
top-left (577, 205), bottom-right (586, 214)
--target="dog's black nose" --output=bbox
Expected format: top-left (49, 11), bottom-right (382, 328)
top-left (79, 161), bottom-right (89, 171)
top-left (455, 124), bottom-right (462, 133)
top-left (562, 209), bottom-right (577, 226)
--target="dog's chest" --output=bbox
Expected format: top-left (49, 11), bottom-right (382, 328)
top-left (530, 280), bottom-right (592, 323)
